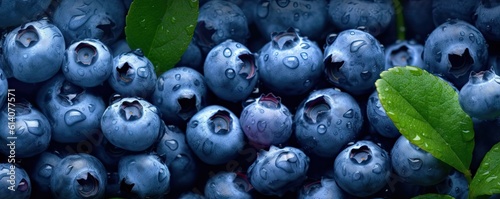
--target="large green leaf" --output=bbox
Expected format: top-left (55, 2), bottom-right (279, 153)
top-left (470, 142), bottom-right (500, 199)
top-left (412, 194), bottom-right (455, 199)
top-left (375, 66), bottom-right (474, 180)
top-left (125, 0), bottom-right (199, 74)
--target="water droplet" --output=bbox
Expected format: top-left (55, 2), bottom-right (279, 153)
top-left (435, 51), bottom-right (442, 63)
top-left (336, 120), bottom-right (342, 125)
top-left (413, 135), bottom-right (421, 141)
top-left (461, 130), bottom-right (474, 141)
top-left (283, 56), bottom-right (299, 69)
top-left (164, 139), bottom-right (178, 150)
top-left (487, 25), bottom-right (492, 31)
top-left (341, 13), bottom-right (350, 24)
top-left (223, 48), bottom-right (232, 57)
top-left (372, 163), bottom-right (382, 174)
top-left (350, 40), bottom-right (367, 52)
top-left (225, 68), bottom-right (236, 79)
top-left (257, 1), bottom-right (270, 18)
top-left (486, 176), bottom-right (498, 183)
top-left (194, 79), bottom-right (200, 86)
top-left (300, 52), bottom-right (308, 60)
top-left (276, 0), bottom-right (290, 8)
top-left (66, 165), bottom-right (73, 175)
top-left (202, 140), bottom-right (214, 155)
top-left (303, 79), bottom-right (311, 87)
top-left (64, 110), bottom-right (86, 126)
top-left (175, 74), bottom-right (181, 80)
top-left (293, 13), bottom-right (300, 21)
top-left (257, 121), bottom-right (267, 132)
top-left (360, 71), bottom-right (372, 80)
top-left (408, 158), bottom-right (423, 170)
top-left (157, 77), bottom-right (165, 91)
top-left (137, 67), bottom-right (149, 78)
top-left (469, 33), bottom-right (475, 42)
top-left (346, 122), bottom-right (352, 129)
top-left (38, 164), bottom-right (53, 178)
top-left (190, 120), bottom-right (199, 128)
top-left (259, 168), bottom-right (268, 179)
top-left (408, 66), bottom-right (422, 76)
top-left (300, 43), bottom-right (310, 49)
top-left (23, 54), bottom-right (28, 58)
top-left (172, 84), bottom-right (181, 91)
top-left (77, 69), bottom-right (85, 76)
top-left (87, 104), bottom-right (96, 113)
top-left (350, 31), bottom-right (355, 35)
top-left (317, 124), bottom-right (327, 134)
top-left (343, 109), bottom-right (354, 118)
top-left (342, 165), bottom-right (347, 176)
top-left (460, 31), bottom-right (465, 36)
top-left (353, 171), bottom-right (362, 180)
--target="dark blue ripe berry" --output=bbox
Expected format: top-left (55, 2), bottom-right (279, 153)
top-left (384, 40), bottom-right (426, 70)
top-left (424, 19), bottom-right (488, 88)
top-left (0, 163), bottom-right (31, 199)
top-left (0, 0), bottom-right (51, 29)
top-left (294, 88), bottom-right (363, 158)
top-left (474, 0), bottom-right (500, 41)
top-left (323, 29), bottom-right (385, 95)
top-left (432, 0), bottom-right (478, 26)
top-left (204, 172), bottom-right (252, 199)
top-left (298, 178), bottom-right (347, 199)
top-left (257, 27), bottom-right (324, 96)
top-left (248, 146), bottom-right (309, 197)
top-left (459, 70), bottom-right (500, 120)
top-left (366, 90), bottom-right (400, 138)
top-left (204, 39), bottom-right (258, 102)
top-left (3, 19), bottom-right (65, 83)
top-left (240, 93), bottom-right (293, 149)
top-left (333, 140), bottom-right (391, 198)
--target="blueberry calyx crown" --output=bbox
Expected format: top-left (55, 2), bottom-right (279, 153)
top-left (469, 69), bottom-right (498, 84)
top-left (275, 151), bottom-right (299, 173)
top-left (117, 62), bottom-right (135, 83)
top-left (16, 178), bottom-right (29, 192)
top-left (119, 100), bottom-right (143, 121)
top-left (15, 25), bottom-right (39, 48)
top-left (120, 178), bottom-right (135, 196)
top-left (324, 55), bottom-right (346, 84)
top-left (390, 45), bottom-right (413, 66)
top-left (75, 42), bottom-right (97, 66)
top-left (258, 93), bottom-right (281, 109)
top-left (238, 53), bottom-right (256, 79)
top-left (177, 94), bottom-right (197, 120)
top-left (304, 96), bottom-right (331, 124)
top-left (271, 27), bottom-right (300, 50)
top-left (448, 47), bottom-right (474, 78)
top-left (209, 110), bottom-right (232, 134)
top-left (234, 172), bottom-right (253, 192)
top-left (349, 145), bottom-right (372, 165)
top-left (76, 172), bottom-right (100, 197)
top-left (96, 17), bottom-right (116, 42)
top-left (58, 80), bottom-right (84, 106)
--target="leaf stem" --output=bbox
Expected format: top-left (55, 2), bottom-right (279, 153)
top-left (393, 0), bottom-right (405, 41)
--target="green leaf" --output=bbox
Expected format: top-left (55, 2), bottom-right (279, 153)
top-left (375, 66), bottom-right (474, 180)
top-left (470, 142), bottom-right (500, 199)
top-left (412, 194), bottom-right (455, 199)
top-left (125, 0), bottom-right (199, 74)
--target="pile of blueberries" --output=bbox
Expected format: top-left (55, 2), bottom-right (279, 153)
top-left (1, 0), bottom-right (500, 198)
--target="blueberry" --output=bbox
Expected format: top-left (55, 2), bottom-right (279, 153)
top-left (225, 0), bottom-right (258, 25)
top-left (366, 90), bottom-right (400, 138)
top-left (0, 163), bottom-right (31, 198)
top-left (50, 153), bottom-right (107, 199)
top-left (152, 66), bottom-right (207, 126)
top-left (204, 172), bottom-right (252, 199)
top-left (248, 145), bottom-right (309, 196)
top-left (156, 124), bottom-right (198, 192)
top-left (194, 0), bottom-right (249, 54)
top-left (432, 0), bottom-right (478, 26)
top-left (459, 70), bottom-right (500, 120)
top-left (176, 41), bottom-right (204, 72)
top-left (110, 39), bottom-right (132, 58)
top-left (29, 151), bottom-right (62, 194)
top-left (101, 97), bottom-right (162, 151)
top-left (402, 0), bottom-right (435, 43)
top-left (391, 135), bottom-right (452, 186)
top-left (118, 153), bottom-right (170, 199)
top-left (62, 39), bottom-right (113, 88)
top-left (0, 68), bottom-right (8, 110)
top-left (3, 18), bottom-right (65, 83)
top-left (91, 136), bottom-right (130, 170)
top-left (52, 0), bottom-right (126, 45)
top-left (384, 40), bottom-right (426, 70)
top-left (294, 88), bottom-right (363, 158)
top-left (333, 140), bottom-right (391, 197)
top-left (109, 49), bottom-right (157, 98)
top-left (474, 0), bottom-right (500, 41)
top-left (240, 93), bottom-right (292, 148)
top-left (254, 0), bottom-right (328, 40)
top-left (423, 19), bottom-right (489, 88)
top-left (0, 0), bottom-right (51, 29)
top-left (179, 191), bottom-right (206, 199)
top-left (0, 99), bottom-right (51, 158)
top-left (204, 39), bottom-right (258, 102)
top-left (328, 0), bottom-right (394, 37)
top-left (36, 74), bottom-right (106, 143)
top-left (436, 169), bottom-right (469, 199)
top-left (323, 29), bottom-right (385, 95)
top-left (186, 105), bottom-right (245, 165)
top-left (298, 178), bottom-right (347, 199)
top-left (257, 27), bottom-right (324, 96)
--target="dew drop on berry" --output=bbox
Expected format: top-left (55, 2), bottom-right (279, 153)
top-left (172, 84), bottom-right (181, 91)
top-left (303, 79), bottom-right (311, 87)
top-left (190, 120), bottom-right (199, 128)
top-left (202, 140), bottom-right (214, 155)
top-left (164, 139), bottom-right (179, 150)
top-left (353, 171), bottom-right (362, 180)
top-left (158, 168), bottom-right (168, 182)
top-left (263, 54), bottom-right (269, 61)
top-left (64, 110), bottom-right (86, 126)
top-left (408, 158), bottom-right (423, 170)
top-left (293, 13), bottom-right (300, 21)
top-left (317, 124), bottom-right (326, 134)
top-left (225, 68), bottom-right (236, 79)
top-left (350, 40), bottom-right (367, 53)
top-left (336, 120), bottom-right (342, 125)
top-left (343, 109), bottom-right (354, 118)
top-left (65, 165), bottom-right (73, 175)
top-left (300, 43), bottom-right (310, 49)
top-left (25, 119), bottom-right (42, 135)
top-left (360, 71), bottom-right (372, 80)
top-left (257, 121), bottom-right (267, 132)
top-left (283, 56), bottom-right (299, 69)
top-left (341, 13), bottom-right (350, 24)
top-left (300, 52), bottom-right (308, 60)
top-left (259, 168), bottom-right (268, 180)
top-left (276, 0), bottom-right (290, 8)
top-left (77, 69), bottom-right (85, 76)
top-left (342, 165), bottom-right (347, 176)
top-left (372, 163), bottom-right (382, 174)
top-left (137, 67), bottom-right (149, 78)
top-left (346, 122), bottom-right (352, 129)
top-left (38, 164), bottom-right (53, 178)
top-left (157, 77), bottom-right (165, 91)
top-left (223, 48), bottom-right (232, 57)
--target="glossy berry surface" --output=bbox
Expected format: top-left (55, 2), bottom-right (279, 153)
top-left (384, 40), bottom-right (426, 70)
top-left (294, 88), bottom-right (363, 158)
top-left (0, 164), bottom-right (31, 199)
top-left (366, 90), bottom-right (400, 138)
top-left (62, 39), bottom-right (113, 88)
top-left (186, 105), bottom-right (245, 165)
top-left (204, 39), bottom-right (258, 102)
top-left (248, 145), bottom-right (309, 196)
top-left (240, 93), bottom-right (293, 148)
top-left (204, 172), bottom-right (252, 199)
top-left (459, 70), bottom-right (500, 120)
top-left (333, 140), bottom-right (391, 197)
top-left (298, 178), bottom-right (347, 199)
top-left (257, 28), bottom-right (324, 96)
top-left (50, 153), bottom-right (107, 199)
top-left (2, 19), bottom-right (65, 83)
top-left (101, 97), bottom-right (162, 151)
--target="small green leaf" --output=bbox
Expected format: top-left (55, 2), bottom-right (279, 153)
top-left (470, 142), bottom-right (500, 199)
top-left (375, 66), bottom-right (474, 180)
top-left (125, 0), bottom-right (199, 74)
top-left (412, 194), bottom-right (455, 199)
